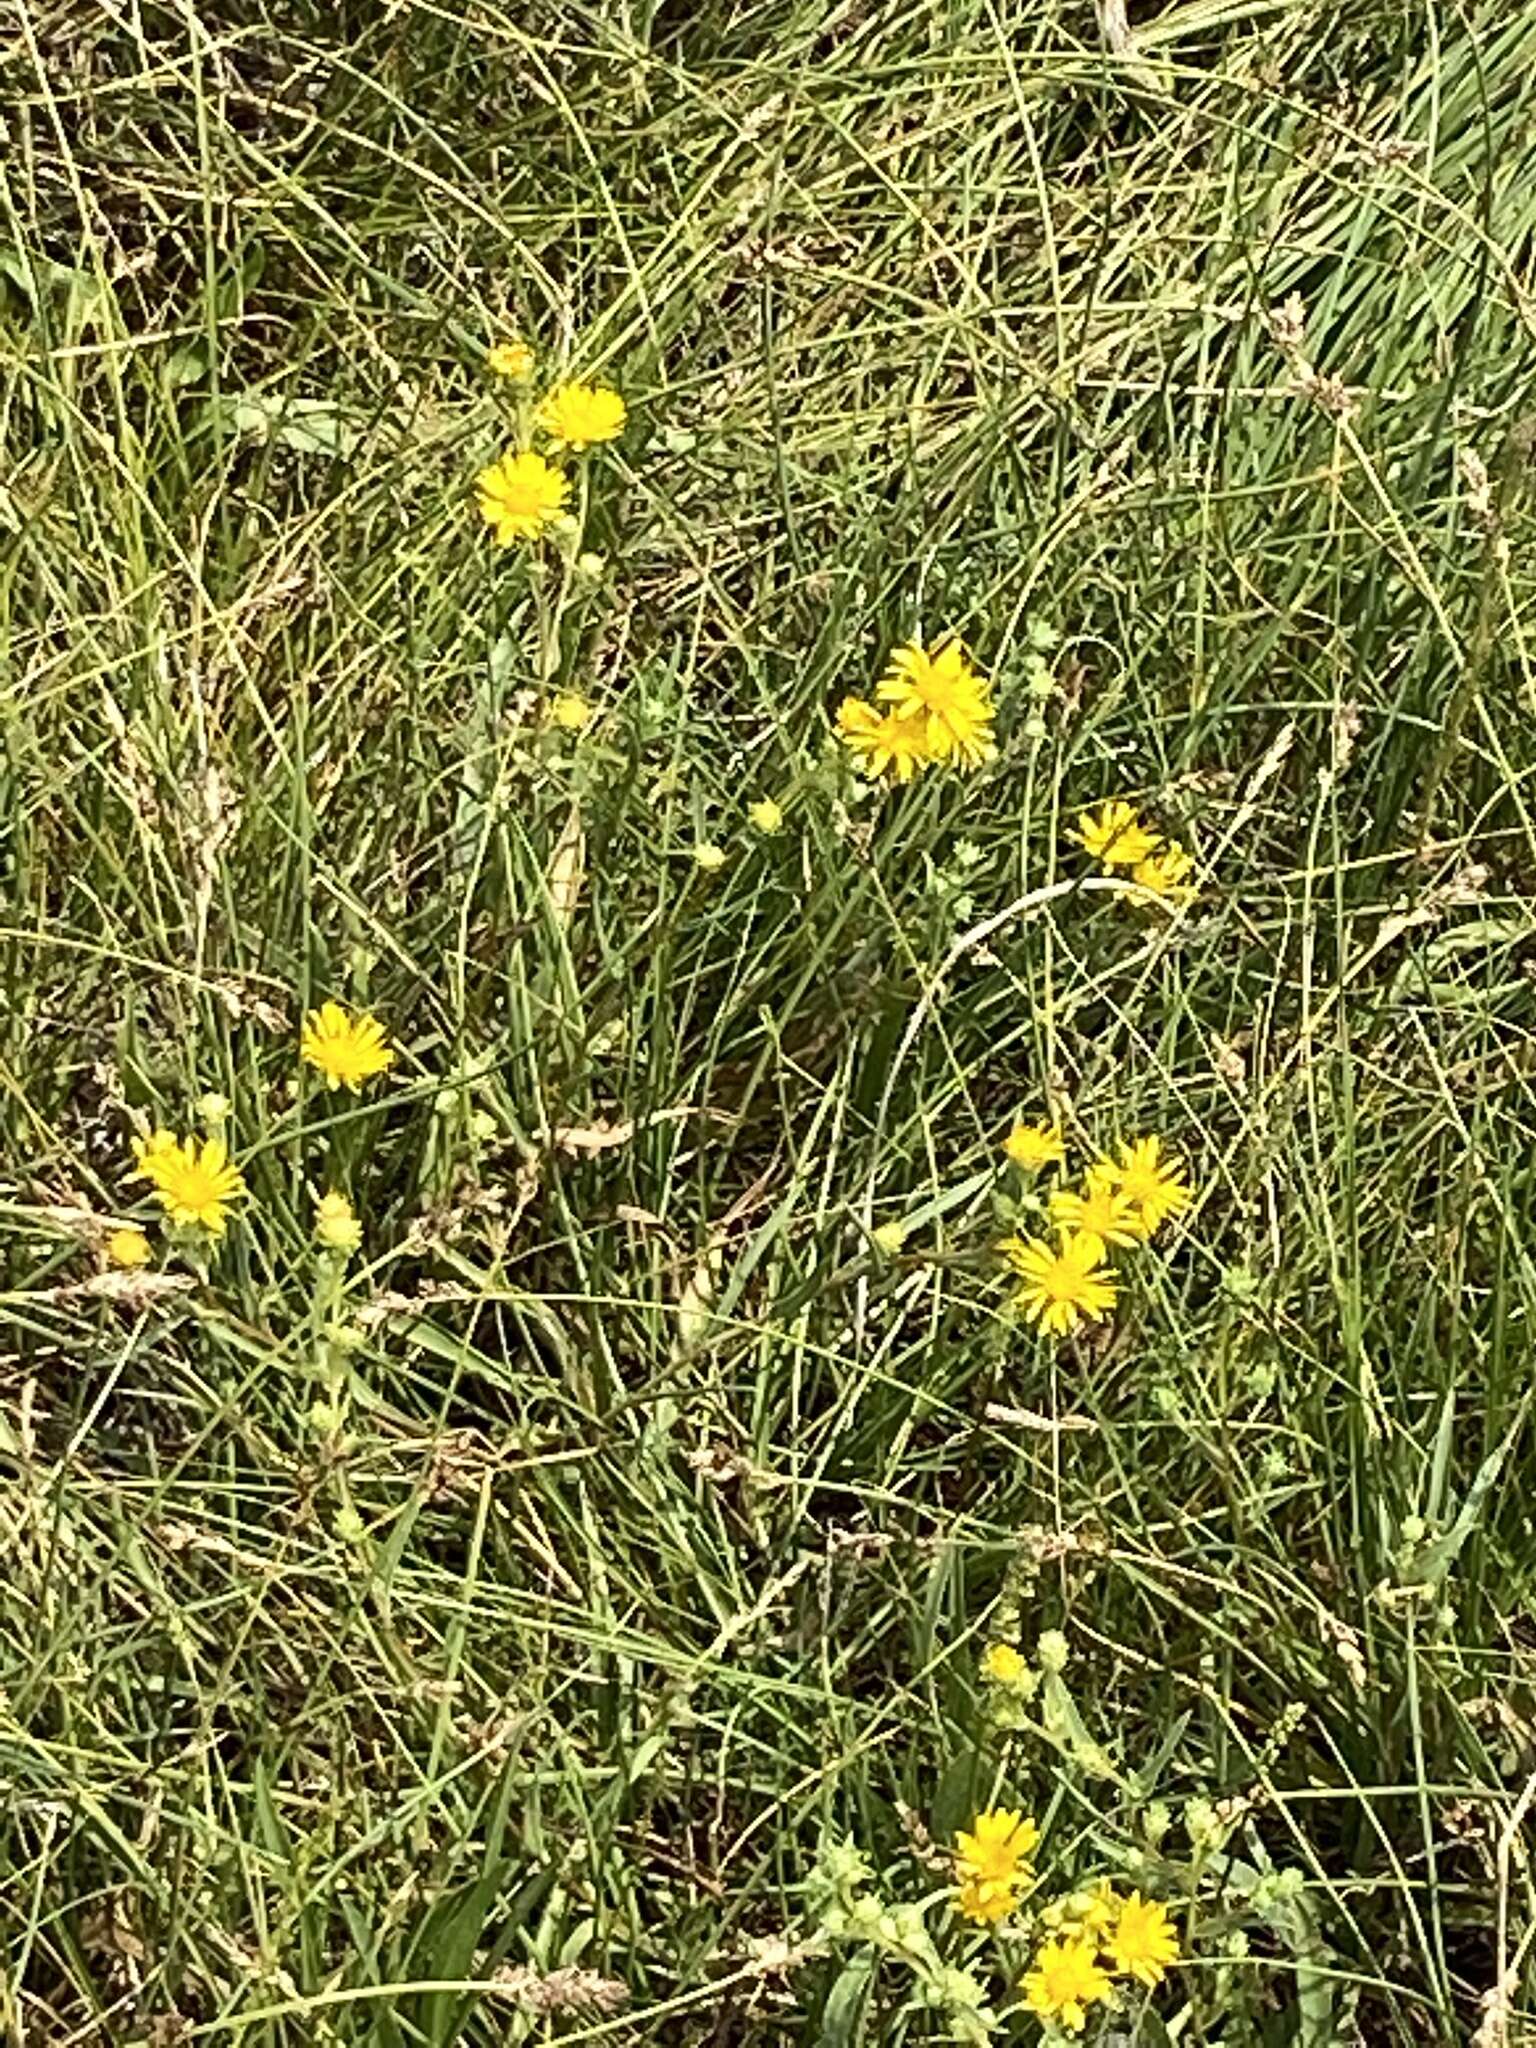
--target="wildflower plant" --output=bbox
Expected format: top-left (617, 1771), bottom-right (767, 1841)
top-left (799, 1632), bottom-right (1205, 2040)
top-left (838, 635), bottom-right (996, 784)
top-left (995, 1127), bottom-right (1194, 1342)
top-left (1074, 800), bottom-right (1199, 910)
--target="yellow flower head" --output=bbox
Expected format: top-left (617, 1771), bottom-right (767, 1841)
top-left (1107, 1892), bottom-right (1180, 1987)
top-left (300, 1002), bottom-right (397, 1093)
top-left (1001, 1229), bottom-right (1117, 1337)
top-left (550, 692), bottom-right (593, 731)
top-left (955, 1807), bottom-right (1039, 1883)
top-left (106, 1226), bottom-right (152, 1270)
top-left (1002, 1120), bottom-right (1066, 1171)
top-left (692, 841), bottom-right (727, 872)
top-left (981, 1642), bottom-right (1028, 1685)
top-left (130, 1134), bottom-right (246, 1236)
top-left (875, 637), bottom-right (995, 769)
top-left (1076, 799), bottom-right (1161, 869)
top-left (1021, 1935), bottom-right (1113, 2033)
top-left (314, 1191), bottom-right (362, 1255)
top-left (129, 1128), bottom-right (178, 1179)
top-left (748, 796), bottom-right (784, 834)
top-left (537, 380), bottom-right (627, 450)
top-left (476, 448), bottom-right (570, 544)
top-left (870, 1219), bottom-right (908, 1255)
top-left (1099, 1136), bottom-right (1192, 1234)
top-left (1133, 843), bottom-right (1196, 904)
top-left (836, 696), bottom-right (933, 784)
top-left (487, 337), bottom-right (535, 382)
top-left (953, 1806), bottom-right (1039, 1925)
top-left (956, 1874), bottom-right (1020, 1925)
top-left (1049, 1169), bottom-right (1146, 1247)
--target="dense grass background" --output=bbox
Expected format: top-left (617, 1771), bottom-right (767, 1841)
top-left (5, 0), bottom-right (1536, 2040)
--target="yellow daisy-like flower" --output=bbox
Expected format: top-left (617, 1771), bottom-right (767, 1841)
top-left (314, 1190), bottom-right (363, 1255)
top-left (1002, 1120), bottom-right (1066, 1171)
top-left (1021, 1936), bottom-right (1113, 2033)
top-left (1107, 1892), bottom-right (1180, 1987)
top-left (1133, 843), bottom-right (1196, 904)
top-left (956, 1874), bottom-right (1020, 1925)
top-left (1001, 1229), bottom-right (1117, 1337)
top-left (550, 692), bottom-right (593, 731)
top-left (300, 1002), bottom-right (397, 1093)
top-left (875, 637), bottom-right (995, 769)
top-left (106, 1226), bottom-right (152, 1270)
top-left (1098, 1136), bottom-right (1192, 1234)
top-left (132, 1135), bottom-right (246, 1236)
top-left (487, 337), bottom-right (535, 382)
top-left (1049, 1170), bottom-right (1146, 1248)
top-left (836, 696), bottom-right (933, 784)
top-left (953, 1807), bottom-right (1039, 1924)
top-left (476, 448), bottom-right (570, 544)
top-left (129, 1128), bottom-right (178, 1178)
top-left (537, 380), bottom-right (628, 450)
top-left (1076, 799), bottom-right (1161, 868)
top-left (748, 796), bottom-right (784, 834)
top-left (981, 1642), bottom-right (1028, 1685)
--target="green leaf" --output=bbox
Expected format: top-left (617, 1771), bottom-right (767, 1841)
top-left (819, 1955), bottom-right (873, 2047)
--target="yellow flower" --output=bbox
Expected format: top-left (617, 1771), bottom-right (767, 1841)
top-left (956, 1875), bottom-right (1020, 1925)
top-left (537, 380), bottom-right (627, 450)
top-left (1106, 1892), bottom-right (1180, 1987)
top-left (132, 1135), bottom-right (246, 1235)
top-left (692, 842), bottom-right (727, 872)
top-left (1001, 1230), bottom-right (1117, 1337)
top-left (981, 1642), bottom-right (1028, 1685)
top-left (129, 1128), bottom-right (178, 1178)
top-left (1076, 799), bottom-right (1161, 868)
top-left (476, 448), bottom-right (570, 544)
top-left (836, 696), bottom-right (933, 784)
top-left (314, 1191), bottom-right (362, 1255)
top-left (1098, 1136), bottom-right (1192, 1234)
top-left (953, 1808), bottom-right (1039, 1923)
top-left (106, 1226), bottom-right (152, 1270)
top-left (1021, 1936), bottom-right (1113, 2033)
top-left (875, 637), bottom-right (995, 769)
top-left (871, 1220), bottom-right (907, 1255)
top-left (1133, 843), bottom-right (1196, 904)
top-left (1049, 1170), bottom-right (1146, 1247)
top-left (1002, 1120), bottom-right (1065, 1170)
top-left (550, 692), bottom-right (593, 731)
top-left (748, 797), bottom-right (784, 834)
top-left (487, 337), bottom-right (535, 381)
top-left (300, 1002), bottom-right (397, 1093)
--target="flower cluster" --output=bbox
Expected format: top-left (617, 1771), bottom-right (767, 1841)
top-left (945, 1809), bottom-right (1180, 2033)
top-left (1022, 1888), bottom-right (1180, 2032)
top-left (996, 1127), bottom-right (1193, 1338)
top-left (1075, 800), bottom-right (1196, 905)
top-left (838, 636), bottom-right (995, 784)
top-left (477, 338), bottom-right (627, 548)
top-left (118, 1003), bottom-right (395, 1260)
